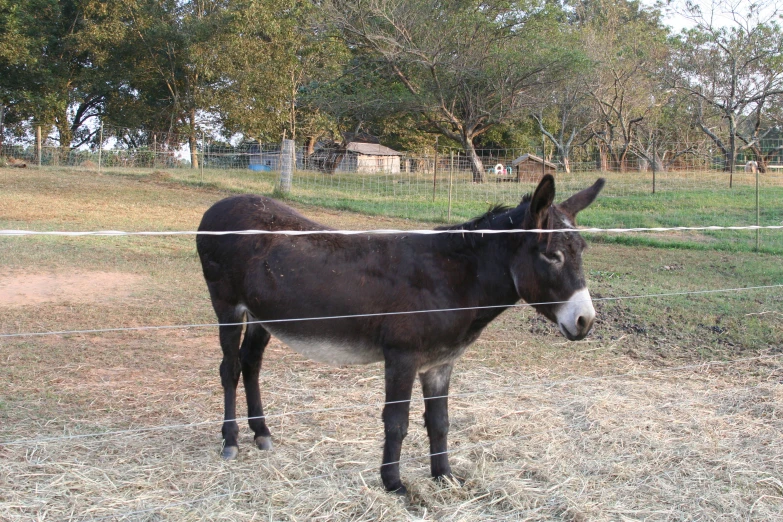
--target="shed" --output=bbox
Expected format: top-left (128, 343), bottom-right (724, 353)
top-left (509, 153), bottom-right (556, 182)
top-left (342, 142), bottom-right (402, 174)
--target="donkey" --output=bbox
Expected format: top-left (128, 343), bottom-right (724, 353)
top-left (196, 174), bottom-right (604, 494)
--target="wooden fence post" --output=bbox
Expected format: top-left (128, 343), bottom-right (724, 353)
top-left (279, 139), bottom-right (295, 193)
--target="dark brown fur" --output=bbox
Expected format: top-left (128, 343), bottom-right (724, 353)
top-left (196, 175), bottom-right (604, 493)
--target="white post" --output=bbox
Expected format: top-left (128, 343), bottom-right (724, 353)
top-left (279, 139), bottom-right (295, 193)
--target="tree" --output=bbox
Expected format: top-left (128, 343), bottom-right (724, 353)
top-left (0, 0), bottom-right (118, 151)
top-left (326, 0), bottom-right (577, 182)
top-left (112, 0), bottom-right (321, 167)
top-left (630, 90), bottom-right (705, 172)
top-left (573, 0), bottom-right (670, 171)
top-left (669, 0), bottom-right (783, 180)
top-left (531, 75), bottom-right (594, 173)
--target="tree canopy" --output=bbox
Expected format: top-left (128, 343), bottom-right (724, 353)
top-left (2, 0), bottom-right (782, 177)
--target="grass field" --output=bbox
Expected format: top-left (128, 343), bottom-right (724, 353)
top-left (0, 167), bottom-right (782, 520)
top-left (47, 163), bottom-right (783, 254)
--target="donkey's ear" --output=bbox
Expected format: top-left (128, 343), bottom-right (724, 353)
top-left (559, 178), bottom-right (605, 217)
top-left (528, 174), bottom-right (555, 225)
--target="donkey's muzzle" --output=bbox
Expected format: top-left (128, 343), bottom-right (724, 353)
top-left (556, 288), bottom-right (596, 341)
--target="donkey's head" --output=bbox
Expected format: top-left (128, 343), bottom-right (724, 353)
top-left (511, 175), bottom-right (605, 341)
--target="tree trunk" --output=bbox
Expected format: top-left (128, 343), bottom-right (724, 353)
top-left (596, 142), bottom-right (609, 172)
top-left (305, 136), bottom-right (316, 156)
top-left (562, 155), bottom-right (571, 174)
top-left (727, 114), bottom-right (736, 187)
top-left (462, 135), bottom-right (485, 183)
top-left (55, 121), bottom-right (72, 166)
top-left (189, 132), bottom-right (199, 169)
top-left (554, 143), bottom-right (571, 173)
top-left (653, 151), bottom-right (665, 172)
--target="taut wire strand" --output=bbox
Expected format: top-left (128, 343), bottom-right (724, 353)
top-left (1, 225), bottom-right (783, 236)
top-left (2, 351), bottom-right (780, 448)
top-left (1, 284), bottom-right (781, 339)
top-left (79, 375), bottom-right (783, 521)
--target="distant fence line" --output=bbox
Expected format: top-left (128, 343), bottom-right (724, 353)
top-left (3, 124), bottom-right (783, 175)
top-left (2, 126), bottom-right (783, 253)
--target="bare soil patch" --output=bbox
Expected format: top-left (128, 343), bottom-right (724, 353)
top-left (0, 270), bottom-right (144, 307)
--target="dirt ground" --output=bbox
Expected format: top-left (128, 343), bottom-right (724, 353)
top-left (0, 271), bottom-right (143, 307)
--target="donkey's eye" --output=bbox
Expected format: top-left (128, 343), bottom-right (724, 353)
top-left (543, 251), bottom-right (565, 265)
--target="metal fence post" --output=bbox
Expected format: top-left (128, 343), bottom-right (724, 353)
top-left (36, 125), bottom-right (42, 167)
top-left (152, 134), bottom-right (156, 170)
top-left (279, 139), bottom-right (294, 193)
top-left (98, 123), bottom-right (103, 174)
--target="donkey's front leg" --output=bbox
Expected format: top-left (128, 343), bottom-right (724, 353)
top-left (380, 353), bottom-right (417, 495)
top-left (420, 363), bottom-right (454, 481)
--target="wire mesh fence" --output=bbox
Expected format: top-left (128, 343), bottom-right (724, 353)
top-left (2, 126), bottom-right (783, 253)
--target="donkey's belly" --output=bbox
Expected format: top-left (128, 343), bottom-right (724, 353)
top-left (262, 324), bottom-right (385, 366)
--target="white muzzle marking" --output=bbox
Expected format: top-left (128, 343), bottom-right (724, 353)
top-left (556, 288), bottom-right (595, 339)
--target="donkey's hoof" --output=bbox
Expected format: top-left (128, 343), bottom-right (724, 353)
top-left (221, 445), bottom-right (239, 460)
top-left (254, 435), bottom-right (273, 451)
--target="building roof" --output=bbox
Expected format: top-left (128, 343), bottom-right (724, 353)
top-left (511, 153), bottom-right (556, 170)
top-left (346, 142), bottom-right (402, 156)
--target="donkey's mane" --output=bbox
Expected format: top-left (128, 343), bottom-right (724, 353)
top-left (438, 196), bottom-right (532, 232)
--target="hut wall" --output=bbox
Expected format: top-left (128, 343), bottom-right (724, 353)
top-left (515, 161), bottom-right (555, 182)
top-left (355, 154), bottom-right (400, 174)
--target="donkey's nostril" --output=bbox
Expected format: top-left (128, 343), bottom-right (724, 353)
top-left (577, 316), bottom-right (587, 329)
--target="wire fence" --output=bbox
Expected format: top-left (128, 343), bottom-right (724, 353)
top-left (2, 349), bottom-right (779, 449)
top-left (79, 367), bottom-right (783, 522)
top-left (4, 349), bottom-right (781, 521)
top-left (2, 125), bottom-right (783, 253)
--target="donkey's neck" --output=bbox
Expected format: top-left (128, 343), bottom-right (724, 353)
top-left (432, 233), bottom-right (521, 313)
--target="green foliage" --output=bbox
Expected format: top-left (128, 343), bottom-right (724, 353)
top-left (323, 0), bottom-right (582, 177)
top-left (2, 0), bottom-right (782, 162)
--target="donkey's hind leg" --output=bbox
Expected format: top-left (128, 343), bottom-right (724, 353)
top-left (240, 320), bottom-right (273, 450)
top-left (216, 304), bottom-right (244, 460)
top-left (420, 363), bottom-right (455, 481)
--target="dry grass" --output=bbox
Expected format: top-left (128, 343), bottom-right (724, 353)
top-left (1, 167), bottom-right (782, 521)
top-left (1, 329), bottom-right (781, 521)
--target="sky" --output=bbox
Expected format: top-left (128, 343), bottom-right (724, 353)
top-left (643, 0), bottom-right (781, 33)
